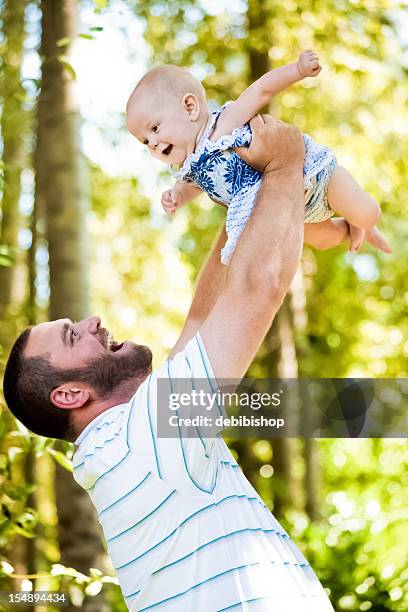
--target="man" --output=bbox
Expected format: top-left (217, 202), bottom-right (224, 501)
top-left (4, 117), bottom-right (334, 611)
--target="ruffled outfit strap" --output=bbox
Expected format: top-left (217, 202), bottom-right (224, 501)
top-left (175, 102), bottom-right (251, 182)
top-left (174, 105), bottom-right (224, 182)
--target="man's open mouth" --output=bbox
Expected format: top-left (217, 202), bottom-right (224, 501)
top-left (105, 330), bottom-right (124, 353)
top-left (162, 144), bottom-right (173, 156)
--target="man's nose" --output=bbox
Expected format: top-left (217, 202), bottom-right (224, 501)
top-left (86, 316), bottom-right (101, 334)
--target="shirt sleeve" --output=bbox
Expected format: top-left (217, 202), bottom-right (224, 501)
top-left (165, 333), bottom-right (223, 441)
top-left (154, 333), bottom-right (223, 492)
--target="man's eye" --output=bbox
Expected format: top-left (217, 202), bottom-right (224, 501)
top-left (70, 330), bottom-right (78, 345)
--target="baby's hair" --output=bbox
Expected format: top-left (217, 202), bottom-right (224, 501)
top-left (127, 64), bottom-right (206, 111)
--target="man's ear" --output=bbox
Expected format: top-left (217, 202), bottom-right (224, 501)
top-left (50, 382), bottom-right (91, 411)
top-left (182, 93), bottom-right (200, 121)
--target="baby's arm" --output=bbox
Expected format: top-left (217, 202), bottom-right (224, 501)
top-left (212, 50), bottom-right (321, 140)
top-left (162, 180), bottom-right (203, 215)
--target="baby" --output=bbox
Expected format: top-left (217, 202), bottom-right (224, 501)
top-left (126, 52), bottom-right (390, 264)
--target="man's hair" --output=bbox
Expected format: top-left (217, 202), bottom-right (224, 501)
top-left (3, 327), bottom-right (75, 441)
top-left (127, 64), bottom-right (207, 110)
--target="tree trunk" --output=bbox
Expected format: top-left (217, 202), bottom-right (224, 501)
top-left (0, 4), bottom-right (32, 604)
top-left (0, 0), bottom-right (27, 332)
top-left (292, 268), bottom-right (321, 520)
top-left (36, 2), bottom-right (108, 610)
top-left (304, 437), bottom-right (320, 520)
top-left (266, 301), bottom-right (299, 517)
top-left (247, 0), bottom-right (271, 81)
top-left (37, 0), bottom-right (89, 322)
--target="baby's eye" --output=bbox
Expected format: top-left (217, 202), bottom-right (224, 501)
top-left (152, 125), bottom-right (159, 133)
top-left (143, 139), bottom-right (148, 145)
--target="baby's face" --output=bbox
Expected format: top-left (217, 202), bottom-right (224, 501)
top-left (127, 88), bottom-right (198, 165)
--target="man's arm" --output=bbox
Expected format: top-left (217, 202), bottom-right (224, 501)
top-left (169, 225), bottom-right (227, 358)
top-left (200, 116), bottom-right (305, 380)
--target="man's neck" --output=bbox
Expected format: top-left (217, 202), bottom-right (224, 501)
top-left (72, 372), bottom-right (150, 440)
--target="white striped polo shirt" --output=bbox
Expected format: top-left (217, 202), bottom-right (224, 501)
top-left (73, 333), bottom-right (334, 611)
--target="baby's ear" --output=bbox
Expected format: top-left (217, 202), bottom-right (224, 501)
top-left (183, 93), bottom-right (200, 121)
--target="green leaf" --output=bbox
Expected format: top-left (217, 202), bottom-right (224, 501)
top-left (0, 561), bottom-right (14, 576)
top-left (90, 27), bottom-right (104, 32)
top-left (0, 246), bottom-right (13, 267)
top-left (85, 581), bottom-right (102, 596)
top-left (56, 37), bottom-right (71, 48)
top-left (79, 33), bottom-right (95, 40)
top-left (51, 564), bottom-right (87, 580)
top-left (13, 510), bottom-right (38, 537)
top-left (101, 575), bottom-right (119, 585)
top-left (6, 484), bottom-right (34, 501)
top-left (7, 447), bottom-right (24, 462)
top-left (34, 436), bottom-right (54, 456)
top-left (57, 56), bottom-right (77, 80)
top-left (0, 454), bottom-right (7, 471)
top-left (47, 448), bottom-right (73, 472)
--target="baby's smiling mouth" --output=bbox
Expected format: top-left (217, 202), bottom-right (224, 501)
top-left (162, 144), bottom-right (173, 156)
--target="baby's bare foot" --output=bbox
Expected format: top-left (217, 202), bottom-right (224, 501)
top-left (365, 226), bottom-right (392, 253)
top-left (349, 225), bottom-right (365, 251)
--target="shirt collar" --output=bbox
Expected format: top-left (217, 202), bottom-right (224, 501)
top-left (74, 403), bottom-right (128, 446)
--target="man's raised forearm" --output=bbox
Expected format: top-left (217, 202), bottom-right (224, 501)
top-left (169, 225), bottom-right (227, 358)
top-left (197, 117), bottom-right (305, 380)
top-left (228, 118), bottom-right (305, 299)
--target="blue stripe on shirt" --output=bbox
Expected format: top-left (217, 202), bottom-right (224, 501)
top-left (166, 360), bottom-right (218, 494)
top-left (146, 374), bottom-right (162, 478)
top-left (99, 471), bottom-right (151, 516)
top-left (108, 489), bottom-right (177, 544)
top-left (118, 493), bottom-right (280, 575)
top-left (196, 334), bottom-right (223, 417)
top-left (137, 559), bottom-right (287, 611)
top-left (184, 352), bottom-right (208, 455)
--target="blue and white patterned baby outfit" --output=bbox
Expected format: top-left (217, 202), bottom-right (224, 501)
top-left (176, 103), bottom-right (337, 264)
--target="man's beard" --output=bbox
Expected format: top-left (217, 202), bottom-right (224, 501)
top-left (69, 343), bottom-right (153, 397)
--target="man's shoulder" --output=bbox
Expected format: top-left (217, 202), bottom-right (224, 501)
top-left (163, 333), bottom-right (217, 386)
top-left (72, 402), bottom-right (133, 490)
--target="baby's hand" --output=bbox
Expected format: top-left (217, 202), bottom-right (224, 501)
top-left (297, 50), bottom-right (322, 78)
top-left (161, 186), bottom-right (184, 216)
top-left (161, 189), bottom-right (177, 216)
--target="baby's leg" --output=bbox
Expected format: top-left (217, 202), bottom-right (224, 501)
top-left (327, 166), bottom-right (381, 229)
top-left (304, 218), bottom-right (349, 250)
top-left (305, 219), bottom-right (391, 253)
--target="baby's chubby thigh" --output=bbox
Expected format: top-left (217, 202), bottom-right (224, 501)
top-left (326, 165), bottom-right (381, 228)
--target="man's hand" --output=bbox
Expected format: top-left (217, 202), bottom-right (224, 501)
top-left (297, 50), bottom-right (322, 78)
top-left (236, 115), bottom-right (305, 173)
